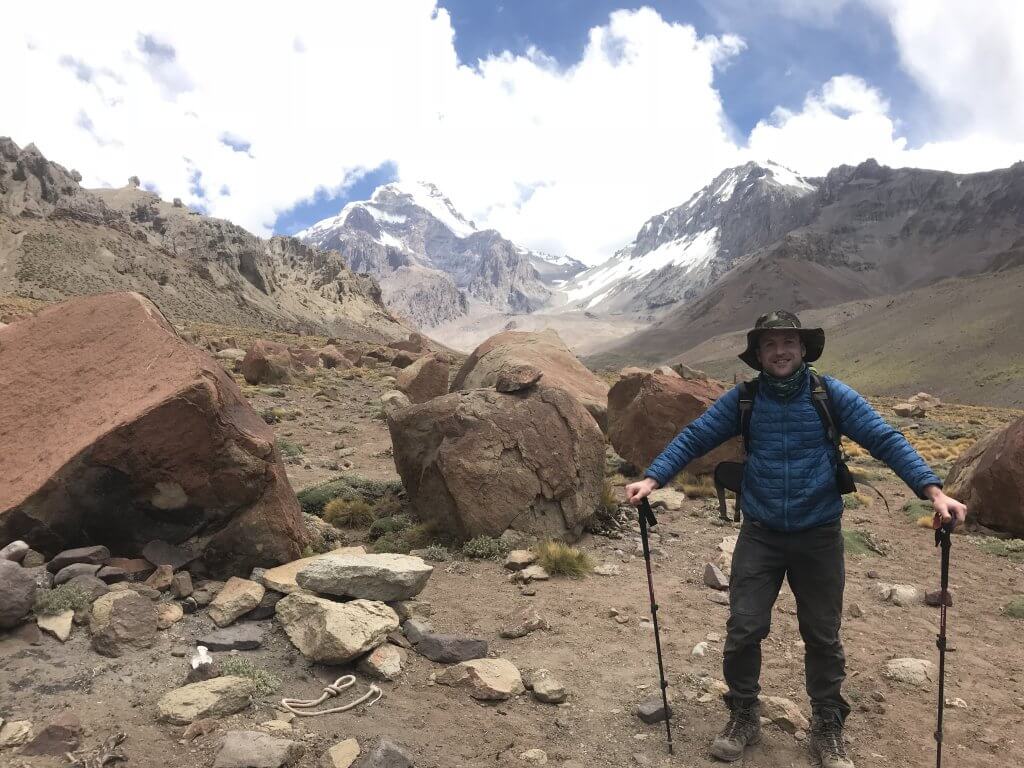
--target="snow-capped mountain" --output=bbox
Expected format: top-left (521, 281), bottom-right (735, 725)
top-left (558, 161), bottom-right (819, 316)
top-left (298, 181), bottom-right (584, 328)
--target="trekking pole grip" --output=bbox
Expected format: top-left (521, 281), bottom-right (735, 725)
top-left (639, 497), bottom-right (658, 529)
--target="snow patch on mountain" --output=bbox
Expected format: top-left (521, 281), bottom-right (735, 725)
top-left (373, 180), bottom-right (477, 237)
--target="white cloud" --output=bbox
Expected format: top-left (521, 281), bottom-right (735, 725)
top-left (2, 1), bottom-right (1023, 266)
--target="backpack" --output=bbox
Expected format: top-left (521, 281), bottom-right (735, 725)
top-left (714, 372), bottom-right (856, 522)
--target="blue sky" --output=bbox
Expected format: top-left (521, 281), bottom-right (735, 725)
top-left (272, 0), bottom-right (928, 238)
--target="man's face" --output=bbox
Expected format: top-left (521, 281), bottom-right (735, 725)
top-left (757, 330), bottom-right (805, 378)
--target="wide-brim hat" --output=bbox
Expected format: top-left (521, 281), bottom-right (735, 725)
top-left (738, 309), bottom-right (825, 370)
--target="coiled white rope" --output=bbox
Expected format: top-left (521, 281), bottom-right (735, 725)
top-left (280, 675), bottom-right (382, 717)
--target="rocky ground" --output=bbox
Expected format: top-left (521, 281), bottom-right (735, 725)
top-left (2, 326), bottom-right (1023, 768)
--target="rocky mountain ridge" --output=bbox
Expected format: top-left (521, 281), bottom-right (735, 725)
top-left (298, 181), bottom-right (586, 328)
top-left (0, 137), bottom-right (409, 341)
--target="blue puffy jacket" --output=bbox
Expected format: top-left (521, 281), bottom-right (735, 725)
top-left (643, 371), bottom-right (941, 532)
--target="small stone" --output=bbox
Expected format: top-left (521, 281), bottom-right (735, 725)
top-left (20, 712), bottom-right (81, 755)
top-left (402, 618), bottom-right (433, 644)
top-left (47, 545), bottom-right (111, 573)
top-left (703, 563), bottom-right (729, 590)
top-left (171, 645), bottom-right (189, 657)
top-left (157, 602), bottom-right (185, 629)
top-left (945, 697), bottom-right (968, 710)
top-left (707, 591), bottom-right (730, 605)
top-left (691, 641), bottom-right (709, 657)
top-left (103, 557), bottom-right (156, 581)
top-left (358, 644), bottom-right (405, 681)
top-left (322, 738), bottom-right (360, 768)
top-left (0, 720), bottom-right (32, 747)
top-left (531, 671), bottom-right (567, 704)
top-left (500, 605), bottom-right (549, 639)
top-left (888, 584), bottom-right (921, 607)
top-left (516, 565), bottom-right (550, 582)
top-left (847, 602), bottom-right (865, 618)
top-left (883, 658), bottom-right (936, 687)
top-left (925, 590), bottom-right (953, 607)
top-left (519, 748), bottom-right (548, 764)
top-left (209, 577), bottom-right (265, 627)
top-left (414, 632), bottom-right (488, 663)
top-left (0, 540), bottom-right (29, 562)
top-left (53, 561), bottom-right (102, 584)
top-left (156, 676), bottom-right (255, 724)
top-left (212, 730), bottom-right (304, 768)
top-left (866, 570), bottom-right (880, 579)
top-left (794, 729), bottom-right (806, 741)
top-left (436, 658), bottom-right (525, 700)
top-left (145, 564), bottom-right (175, 591)
top-left (761, 695), bottom-right (809, 733)
top-left (191, 580), bottom-right (226, 607)
top-left (296, 553), bottom-right (433, 601)
top-left (37, 609), bottom-right (74, 642)
top-left (182, 718), bottom-right (220, 742)
top-left (636, 695), bottom-right (672, 724)
top-left (21, 549), bottom-right (46, 568)
top-left (593, 563), bottom-right (621, 576)
top-left (171, 571), bottom-right (194, 598)
top-left (504, 550), bottom-right (538, 571)
top-left (95, 566), bottom-right (128, 583)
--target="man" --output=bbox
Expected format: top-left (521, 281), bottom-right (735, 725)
top-left (625, 310), bottom-right (966, 768)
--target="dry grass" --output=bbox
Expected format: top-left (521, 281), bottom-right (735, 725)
top-left (534, 540), bottom-right (594, 577)
top-left (600, 480), bottom-right (619, 516)
top-left (322, 498), bottom-right (375, 528)
top-left (673, 472), bottom-right (717, 498)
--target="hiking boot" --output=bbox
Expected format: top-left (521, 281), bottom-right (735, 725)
top-left (709, 700), bottom-right (761, 762)
top-left (809, 712), bottom-right (855, 768)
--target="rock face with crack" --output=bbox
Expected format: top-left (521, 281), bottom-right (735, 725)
top-left (0, 292), bottom-right (307, 576)
top-left (388, 386), bottom-right (603, 541)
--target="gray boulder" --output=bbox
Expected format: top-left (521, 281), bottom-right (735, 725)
top-left (0, 559), bottom-right (36, 628)
top-left (296, 553), bottom-right (432, 601)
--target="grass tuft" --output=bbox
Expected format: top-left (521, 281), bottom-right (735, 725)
top-left (368, 514), bottom-right (411, 541)
top-left (419, 544), bottom-right (450, 562)
top-left (372, 523), bottom-right (435, 554)
top-left (296, 475), bottom-right (403, 515)
top-left (977, 538), bottom-right (1024, 563)
top-left (322, 498), bottom-right (375, 529)
top-left (34, 585), bottom-right (92, 615)
top-left (672, 472), bottom-right (716, 499)
top-left (277, 439), bottom-right (304, 458)
top-left (534, 539), bottom-right (593, 578)
top-left (1004, 596), bottom-right (1024, 620)
top-left (219, 656), bottom-right (282, 697)
top-left (600, 480), bottom-right (619, 517)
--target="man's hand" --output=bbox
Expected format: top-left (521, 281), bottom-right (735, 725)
top-left (923, 485), bottom-right (967, 529)
top-left (625, 477), bottom-right (660, 506)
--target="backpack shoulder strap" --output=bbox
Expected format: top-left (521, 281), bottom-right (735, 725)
top-left (809, 372), bottom-right (844, 457)
top-left (738, 379), bottom-right (758, 455)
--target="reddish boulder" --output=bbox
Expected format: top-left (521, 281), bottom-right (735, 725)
top-left (389, 333), bottom-right (425, 353)
top-left (946, 416), bottom-right (1024, 535)
top-left (0, 293), bottom-right (307, 575)
top-left (388, 386), bottom-right (603, 541)
top-left (317, 344), bottom-right (353, 370)
top-left (608, 370), bottom-right (742, 476)
top-left (396, 355), bottom-right (450, 404)
top-left (451, 330), bottom-right (609, 430)
top-left (240, 340), bottom-right (318, 384)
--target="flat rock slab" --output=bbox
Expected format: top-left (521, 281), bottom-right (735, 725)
top-left (143, 539), bottom-right (197, 570)
top-left (53, 562), bottom-right (102, 584)
top-left (503, 550), bottom-right (537, 571)
top-left (361, 739), bottom-right (414, 768)
top-left (358, 644), bottom-right (405, 681)
top-left (883, 658), bottom-right (936, 687)
top-left (200, 624), bottom-right (266, 651)
top-left (262, 546), bottom-right (366, 595)
top-left (414, 632), bottom-right (487, 663)
top-left (37, 610), bottom-right (74, 642)
top-left (157, 676), bottom-right (255, 725)
top-left (499, 605), bottom-right (548, 639)
top-left (47, 545), bottom-right (110, 573)
top-left (213, 730), bottom-right (304, 768)
top-left (102, 557), bottom-right (156, 581)
top-left (275, 593), bottom-right (398, 664)
top-left (209, 577), bottom-right (265, 627)
top-left (296, 553), bottom-right (432, 601)
top-left (436, 658), bottom-right (525, 701)
top-left (703, 563), bottom-right (729, 590)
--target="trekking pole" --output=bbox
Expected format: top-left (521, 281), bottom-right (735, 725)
top-left (638, 497), bottom-right (674, 754)
top-left (934, 521), bottom-right (954, 768)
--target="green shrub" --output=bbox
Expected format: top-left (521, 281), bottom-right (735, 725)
top-left (219, 656), bottom-right (282, 697)
top-left (322, 498), bottom-right (375, 528)
top-left (34, 585), bottom-right (91, 615)
top-left (977, 537), bottom-right (1024, 563)
top-left (534, 540), bottom-right (593, 577)
top-left (462, 535), bottom-right (511, 561)
top-left (420, 544), bottom-right (450, 562)
top-left (901, 499), bottom-right (933, 522)
top-left (297, 475), bottom-right (404, 515)
top-left (368, 514), bottom-right (411, 541)
top-left (842, 529), bottom-right (882, 556)
top-left (277, 439), bottom-right (304, 458)
top-left (842, 493), bottom-right (870, 510)
top-left (372, 523), bottom-right (435, 554)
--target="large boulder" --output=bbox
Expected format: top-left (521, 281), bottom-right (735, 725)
top-left (89, 590), bottom-right (157, 657)
top-left (396, 355), bottom-right (449, 404)
top-left (450, 330), bottom-right (609, 430)
top-left (0, 293), bottom-right (307, 576)
top-left (296, 553), bottom-right (432, 601)
top-left (607, 370), bottom-right (742, 476)
top-left (275, 593), bottom-right (398, 663)
top-left (388, 387), bottom-right (603, 541)
top-left (240, 340), bottom-right (314, 385)
top-left (946, 416), bottom-right (1024, 535)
